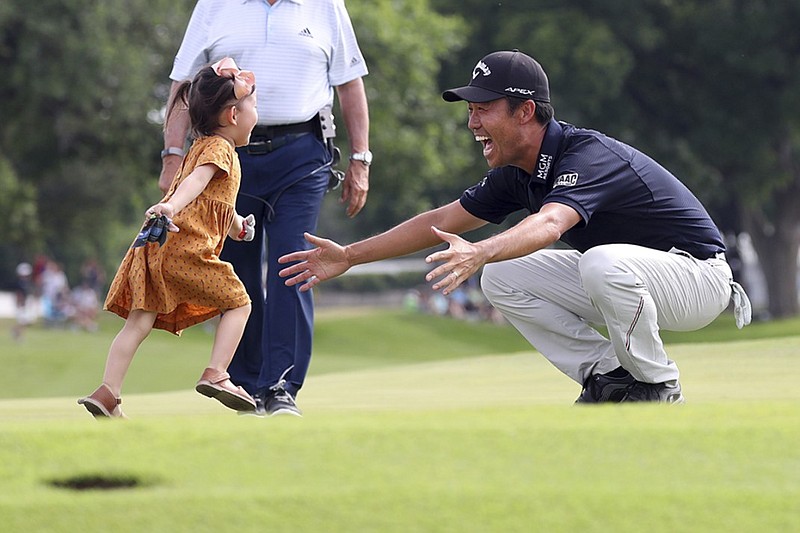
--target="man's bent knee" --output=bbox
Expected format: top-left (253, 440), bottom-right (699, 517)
top-left (578, 245), bottom-right (628, 297)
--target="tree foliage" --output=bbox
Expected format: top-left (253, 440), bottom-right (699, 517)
top-left (433, 0), bottom-right (800, 317)
top-left (1, 0), bottom-right (797, 317)
top-left (0, 0), bottom-right (195, 285)
top-left (0, 0), bottom-right (467, 287)
top-left (591, 0), bottom-right (800, 318)
top-left (320, 0), bottom-right (471, 243)
top-left (0, 155), bottom-right (41, 262)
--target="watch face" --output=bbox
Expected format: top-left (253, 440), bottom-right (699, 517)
top-left (352, 151), bottom-right (372, 165)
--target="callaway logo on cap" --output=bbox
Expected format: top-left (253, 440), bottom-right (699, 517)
top-left (442, 49), bottom-right (550, 103)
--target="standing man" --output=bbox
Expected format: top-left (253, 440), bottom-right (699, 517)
top-left (162, 0), bottom-right (371, 416)
top-left (278, 50), bottom-right (751, 404)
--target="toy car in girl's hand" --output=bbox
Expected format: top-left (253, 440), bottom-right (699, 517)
top-left (132, 215), bottom-right (171, 248)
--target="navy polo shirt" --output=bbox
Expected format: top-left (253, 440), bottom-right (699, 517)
top-left (460, 120), bottom-right (725, 259)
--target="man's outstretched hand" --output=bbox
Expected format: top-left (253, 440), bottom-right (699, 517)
top-left (278, 233), bottom-right (350, 292)
top-left (425, 226), bottom-right (485, 295)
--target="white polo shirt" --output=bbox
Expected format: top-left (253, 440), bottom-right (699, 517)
top-left (171, 0), bottom-right (368, 125)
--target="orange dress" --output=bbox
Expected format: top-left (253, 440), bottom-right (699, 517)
top-left (105, 135), bottom-right (250, 335)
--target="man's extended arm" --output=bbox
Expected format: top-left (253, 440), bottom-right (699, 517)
top-left (344, 201), bottom-right (484, 266)
top-left (335, 77), bottom-right (370, 218)
top-left (423, 202), bottom-right (581, 294)
top-left (279, 201), bottom-right (580, 293)
top-left (278, 201), bottom-right (485, 290)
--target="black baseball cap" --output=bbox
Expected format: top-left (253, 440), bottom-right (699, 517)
top-left (442, 49), bottom-right (550, 103)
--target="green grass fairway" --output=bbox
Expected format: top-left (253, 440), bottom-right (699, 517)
top-left (1, 310), bottom-right (799, 532)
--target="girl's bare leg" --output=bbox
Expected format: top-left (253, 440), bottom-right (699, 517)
top-left (208, 304), bottom-right (251, 371)
top-left (101, 310), bottom-right (157, 397)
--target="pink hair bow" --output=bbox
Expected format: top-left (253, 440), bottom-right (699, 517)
top-left (211, 57), bottom-right (256, 100)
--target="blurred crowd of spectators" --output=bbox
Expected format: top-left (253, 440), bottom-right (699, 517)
top-left (403, 276), bottom-right (506, 324)
top-left (11, 255), bottom-right (105, 341)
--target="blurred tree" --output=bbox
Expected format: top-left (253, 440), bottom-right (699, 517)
top-left (9, 0), bottom-right (794, 317)
top-left (0, 0), bottom-right (469, 286)
top-left (320, 0), bottom-right (471, 244)
top-left (575, 0), bottom-right (800, 318)
top-left (0, 0), bottom-right (195, 285)
top-left (432, 0), bottom-right (800, 317)
top-left (0, 154), bottom-right (40, 286)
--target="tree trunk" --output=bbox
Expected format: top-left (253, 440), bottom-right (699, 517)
top-left (747, 233), bottom-right (799, 318)
top-left (741, 158), bottom-right (800, 318)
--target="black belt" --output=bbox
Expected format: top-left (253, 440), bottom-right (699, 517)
top-left (694, 251), bottom-right (727, 261)
top-left (672, 249), bottom-right (726, 261)
top-left (252, 117), bottom-right (318, 139)
top-left (245, 118), bottom-right (318, 155)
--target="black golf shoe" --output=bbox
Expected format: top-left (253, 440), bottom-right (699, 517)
top-left (621, 381), bottom-right (685, 404)
top-left (575, 367), bottom-right (636, 404)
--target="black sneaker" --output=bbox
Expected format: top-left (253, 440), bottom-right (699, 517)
top-left (621, 381), bottom-right (685, 404)
top-left (265, 387), bottom-right (302, 417)
top-left (575, 367), bottom-right (636, 404)
top-left (265, 366), bottom-right (302, 417)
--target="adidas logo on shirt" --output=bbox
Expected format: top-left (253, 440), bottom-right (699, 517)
top-left (350, 56), bottom-right (361, 66)
top-left (299, 28), bottom-right (313, 38)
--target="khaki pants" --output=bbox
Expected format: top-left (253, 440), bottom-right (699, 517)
top-left (481, 245), bottom-right (734, 385)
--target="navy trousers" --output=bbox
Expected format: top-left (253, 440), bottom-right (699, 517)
top-left (222, 133), bottom-right (330, 398)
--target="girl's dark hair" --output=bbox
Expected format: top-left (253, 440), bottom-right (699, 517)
top-left (165, 65), bottom-right (244, 139)
top-left (506, 96), bottom-right (554, 125)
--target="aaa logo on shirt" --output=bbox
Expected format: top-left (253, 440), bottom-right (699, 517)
top-left (555, 172), bottom-right (579, 187)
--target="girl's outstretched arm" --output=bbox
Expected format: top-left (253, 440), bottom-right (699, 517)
top-left (147, 163), bottom-right (218, 220)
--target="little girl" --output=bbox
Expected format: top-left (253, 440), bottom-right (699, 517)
top-left (79, 58), bottom-right (260, 418)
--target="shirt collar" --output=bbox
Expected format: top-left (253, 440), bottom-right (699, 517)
top-left (531, 119), bottom-right (563, 183)
top-left (243, 0), bottom-right (304, 5)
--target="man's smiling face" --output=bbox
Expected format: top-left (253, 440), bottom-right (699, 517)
top-left (468, 98), bottom-right (524, 169)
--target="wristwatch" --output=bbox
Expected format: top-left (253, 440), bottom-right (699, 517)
top-left (349, 150), bottom-right (373, 166)
top-left (160, 147), bottom-right (185, 159)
